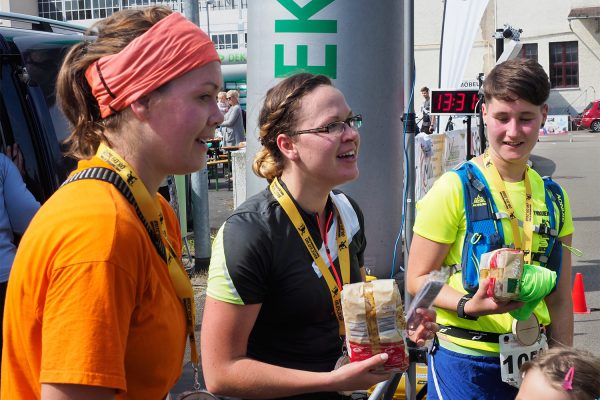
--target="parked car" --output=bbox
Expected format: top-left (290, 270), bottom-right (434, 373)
top-left (0, 11), bottom-right (85, 203)
top-left (574, 99), bottom-right (600, 132)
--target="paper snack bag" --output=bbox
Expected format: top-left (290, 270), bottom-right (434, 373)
top-left (479, 248), bottom-right (524, 301)
top-left (341, 279), bottom-right (409, 372)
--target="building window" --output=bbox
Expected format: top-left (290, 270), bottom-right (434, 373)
top-left (38, 0), bottom-right (183, 21)
top-left (518, 43), bottom-right (538, 62)
top-left (212, 0), bottom-right (238, 10)
top-left (549, 41), bottom-right (578, 88)
top-left (211, 33), bottom-right (239, 49)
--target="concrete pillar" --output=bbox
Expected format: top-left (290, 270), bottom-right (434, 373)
top-left (231, 148), bottom-right (247, 209)
top-left (246, 0), bottom-right (405, 278)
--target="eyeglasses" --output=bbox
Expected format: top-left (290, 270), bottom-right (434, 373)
top-left (290, 115), bottom-right (363, 136)
top-left (226, 97), bottom-right (232, 100)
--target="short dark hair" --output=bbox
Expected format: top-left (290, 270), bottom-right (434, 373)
top-left (421, 86), bottom-right (429, 93)
top-left (483, 58), bottom-right (550, 106)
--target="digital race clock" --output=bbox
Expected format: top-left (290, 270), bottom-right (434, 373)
top-left (430, 89), bottom-right (480, 115)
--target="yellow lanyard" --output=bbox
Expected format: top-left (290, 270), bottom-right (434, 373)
top-left (96, 143), bottom-right (199, 364)
top-left (269, 177), bottom-right (350, 336)
top-left (483, 150), bottom-right (534, 264)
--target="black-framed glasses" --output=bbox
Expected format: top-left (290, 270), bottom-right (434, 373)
top-left (290, 114), bottom-right (363, 136)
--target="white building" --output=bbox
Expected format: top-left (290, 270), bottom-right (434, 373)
top-left (414, 0), bottom-right (600, 116)
top-left (2, 0), bottom-right (598, 115)
top-left (0, 0), bottom-right (248, 104)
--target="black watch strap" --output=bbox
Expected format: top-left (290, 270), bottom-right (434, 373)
top-left (457, 294), bottom-right (478, 320)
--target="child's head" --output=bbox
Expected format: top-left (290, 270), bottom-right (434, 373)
top-left (517, 347), bottom-right (600, 400)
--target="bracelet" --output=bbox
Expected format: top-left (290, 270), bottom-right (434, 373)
top-left (457, 294), bottom-right (478, 320)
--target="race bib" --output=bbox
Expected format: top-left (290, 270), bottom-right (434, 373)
top-left (499, 333), bottom-right (547, 387)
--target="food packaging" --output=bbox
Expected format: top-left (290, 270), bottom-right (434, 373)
top-left (479, 248), bottom-right (524, 301)
top-left (341, 279), bottom-right (409, 372)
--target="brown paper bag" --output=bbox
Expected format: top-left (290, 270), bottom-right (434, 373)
top-left (341, 279), bottom-right (409, 372)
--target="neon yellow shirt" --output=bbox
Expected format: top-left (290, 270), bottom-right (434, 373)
top-left (414, 162), bottom-right (574, 351)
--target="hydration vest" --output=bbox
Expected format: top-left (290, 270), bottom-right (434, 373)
top-left (453, 162), bottom-right (566, 294)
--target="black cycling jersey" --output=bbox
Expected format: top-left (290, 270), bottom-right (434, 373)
top-left (207, 182), bottom-right (366, 399)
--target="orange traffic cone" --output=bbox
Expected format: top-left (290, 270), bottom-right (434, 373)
top-left (572, 272), bottom-right (591, 314)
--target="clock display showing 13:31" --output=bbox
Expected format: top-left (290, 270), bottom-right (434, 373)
top-left (430, 89), bottom-right (480, 115)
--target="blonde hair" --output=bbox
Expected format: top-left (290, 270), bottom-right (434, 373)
top-left (56, 6), bottom-right (172, 160)
top-left (520, 347), bottom-right (600, 399)
top-left (226, 90), bottom-right (239, 100)
top-left (252, 73), bottom-right (332, 181)
top-left (217, 91), bottom-right (227, 102)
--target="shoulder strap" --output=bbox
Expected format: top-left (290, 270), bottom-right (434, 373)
top-left (542, 177), bottom-right (565, 235)
top-left (452, 162), bottom-right (501, 225)
top-left (62, 167), bottom-right (167, 262)
top-left (452, 162), bottom-right (505, 292)
top-left (541, 176), bottom-right (565, 288)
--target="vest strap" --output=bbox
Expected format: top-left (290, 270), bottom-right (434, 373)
top-left (494, 212), bottom-right (558, 237)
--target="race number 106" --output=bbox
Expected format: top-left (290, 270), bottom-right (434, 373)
top-left (501, 349), bottom-right (540, 375)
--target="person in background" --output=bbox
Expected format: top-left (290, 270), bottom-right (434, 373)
top-left (220, 89), bottom-right (245, 146)
top-left (517, 347), bottom-right (600, 400)
top-left (216, 91), bottom-right (230, 141)
top-left (201, 72), bottom-right (438, 400)
top-left (419, 86), bottom-right (436, 134)
top-left (217, 91), bottom-right (229, 114)
top-left (2, 6), bottom-right (223, 399)
top-left (407, 59), bottom-right (574, 399)
top-left (0, 149), bottom-right (40, 368)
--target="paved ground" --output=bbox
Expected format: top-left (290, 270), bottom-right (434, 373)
top-left (171, 171), bottom-right (235, 397)
top-left (534, 130), bottom-right (600, 355)
top-left (171, 129), bottom-right (600, 397)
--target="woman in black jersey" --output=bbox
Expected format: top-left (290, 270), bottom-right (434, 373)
top-left (201, 73), bottom-right (437, 399)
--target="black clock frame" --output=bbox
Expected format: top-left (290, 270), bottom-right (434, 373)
top-left (430, 89), bottom-right (480, 115)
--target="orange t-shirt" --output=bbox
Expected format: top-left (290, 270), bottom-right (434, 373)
top-left (1, 158), bottom-right (186, 399)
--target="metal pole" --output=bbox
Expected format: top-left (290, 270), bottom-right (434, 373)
top-left (466, 116), bottom-right (472, 160)
top-left (183, 1), bottom-right (211, 273)
top-left (191, 169), bottom-right (211, 272)
top-left (495, 28), bottom-right (504, 61)
top-left (183, 0), bottom-right (199, 26)
top-left (206, 1), bottom-right (212, 38)
top-left (437, 0), bottom-right (448, 134)
top-left (403, 0), bottom-right (417, 399)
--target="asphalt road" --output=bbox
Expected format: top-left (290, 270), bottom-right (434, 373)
top-left (533, 130), bottom-right (600, 355)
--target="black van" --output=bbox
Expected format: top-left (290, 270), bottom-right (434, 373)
top-left (0, 12), bottom-right (85, 203)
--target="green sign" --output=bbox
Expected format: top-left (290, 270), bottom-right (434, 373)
top-left (274, 0), bottom-right (337, 78)
top-left (218, 51), bottom-right (247, 65)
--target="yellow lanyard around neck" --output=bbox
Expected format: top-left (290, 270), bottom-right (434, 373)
top-left (269, 177), bottom-right (350, 336)
top-left (483, 150), bottom-right (534, 263)
top-left (96, 143), bottom-right (199, 364)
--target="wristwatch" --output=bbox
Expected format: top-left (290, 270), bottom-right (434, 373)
top-left (457, 294), bottom-right (478, 320)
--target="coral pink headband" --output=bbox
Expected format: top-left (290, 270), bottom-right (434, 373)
top-left (85, 12), bottom-right (220, 118)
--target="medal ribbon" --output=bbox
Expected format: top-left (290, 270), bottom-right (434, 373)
top-left (269, 177), bottom-right (350, 336)
top-left (483, 150), bottom-right (534, 264)
top-left (96, 143), bottom-right (199, 364)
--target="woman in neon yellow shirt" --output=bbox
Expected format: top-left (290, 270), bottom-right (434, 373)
top-left (407, 58), bottom-right (574, 399)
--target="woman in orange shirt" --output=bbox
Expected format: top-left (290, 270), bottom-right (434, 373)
top-left (1, 7), bottom-right (223, 399)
